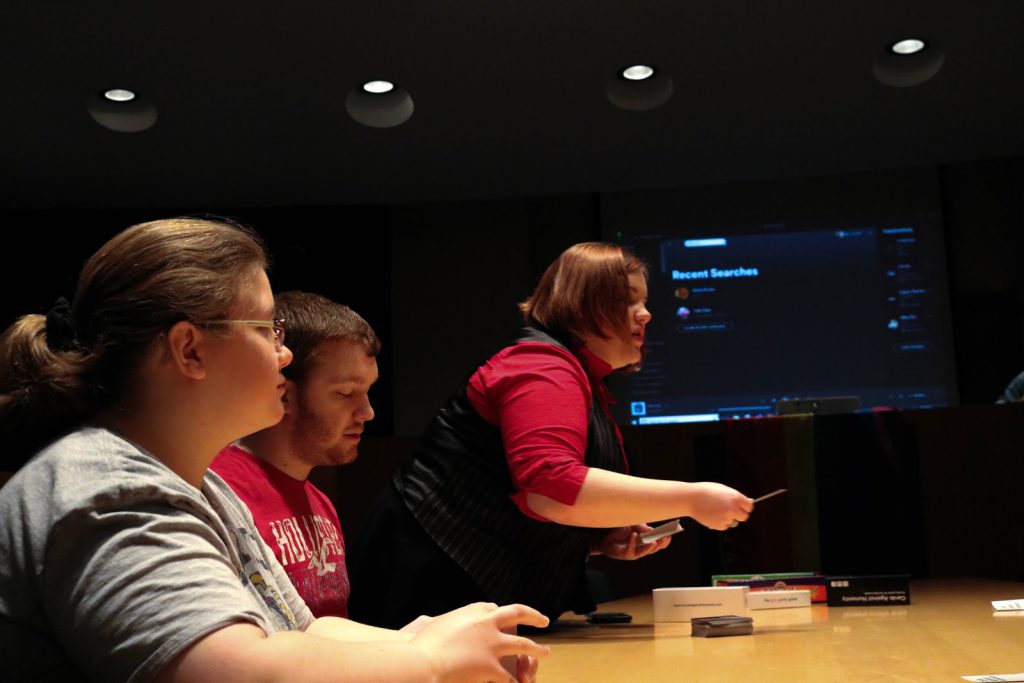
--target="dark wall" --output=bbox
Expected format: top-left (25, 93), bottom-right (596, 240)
top-left (384, 158), bottom-right (1024, 431)
top-left (388, 194), bottom-right (599, 435)
top-left (3, 158), bottom-right (1024, 434)
top-left (942, 159), bottom-right (1024, 402)
top-left (0, 206), bottom-right (396, 438)
top-left (2, 157), bottom-right (1024, 432)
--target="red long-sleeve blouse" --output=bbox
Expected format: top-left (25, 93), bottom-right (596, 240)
top-left (466, 341), bottom-right (628, 520)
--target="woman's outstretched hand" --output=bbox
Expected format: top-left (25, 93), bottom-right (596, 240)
top-left (687, 482), bottom-right (754, 531)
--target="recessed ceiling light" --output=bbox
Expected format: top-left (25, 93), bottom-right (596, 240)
top-left (874, 39), bottom-right (943, 87)
top-left (89, 90), bottom-right (157, 132)
top-left (363, 80), bottom-right (395, 94)
top-left (103, 88), bottom-right (137, 102)
top-left (606, 67), bottom-right (673, 111)
top-left (347, 83), bottom-right (414, 128)
top-left (622, 65), bottom-right (655, 81)
top-left (890, 39), bottom-right (926, 55)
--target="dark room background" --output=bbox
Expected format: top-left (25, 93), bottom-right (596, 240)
top-left (4, 156), bottom-right (1024, 437)
top-left (4, 156), bottom-right (1024, 594)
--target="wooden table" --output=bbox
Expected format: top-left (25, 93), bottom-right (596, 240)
top-left (534, 579), bottom-right (1024, 682)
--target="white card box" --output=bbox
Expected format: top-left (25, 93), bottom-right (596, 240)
top-left (747, 589), bottom-right (811, 610)
top-left (652, 586), bottom-right (750, 622)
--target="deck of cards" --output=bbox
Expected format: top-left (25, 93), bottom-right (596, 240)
top-left (690, 615), bottom-right (754, 638)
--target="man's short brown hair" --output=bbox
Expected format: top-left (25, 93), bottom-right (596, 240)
top-left (275, 291), bottom-right (380, 381)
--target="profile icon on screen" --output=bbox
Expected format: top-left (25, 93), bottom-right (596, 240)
top-left (674, 286), bottom-right (690, 300)
top-left (676, 306), bottom-right (691, 320)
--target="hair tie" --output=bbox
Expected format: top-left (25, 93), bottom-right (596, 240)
top-left (45, 297), bottom-right (79, 352)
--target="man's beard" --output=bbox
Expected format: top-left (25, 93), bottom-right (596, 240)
top-left (290, 393), bottom-right (356, 467)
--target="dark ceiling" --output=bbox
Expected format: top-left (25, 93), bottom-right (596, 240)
top-left (4, 1), bottom-right (1024, 209)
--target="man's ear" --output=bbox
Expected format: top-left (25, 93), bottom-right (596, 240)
top-left (165, 321), bottom-right (208, 380)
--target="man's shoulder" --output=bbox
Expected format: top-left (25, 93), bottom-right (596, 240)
top-left (211, 445), bottom-right (264, 479)
top-left (209, 445), bottom-right (277, 505)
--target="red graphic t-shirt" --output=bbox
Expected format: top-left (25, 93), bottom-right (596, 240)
top-left (211, 445), bottom-right (350, 618)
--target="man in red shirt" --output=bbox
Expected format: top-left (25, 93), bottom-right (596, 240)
top-left (212, 291), bottom-right (379, 618)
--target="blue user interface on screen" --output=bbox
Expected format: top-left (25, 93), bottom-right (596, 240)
top-left (613, 221), bottom-right (957, 424)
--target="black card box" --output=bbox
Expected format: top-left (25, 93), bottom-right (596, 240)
top-left (826, 575), bottom-right (911, 607)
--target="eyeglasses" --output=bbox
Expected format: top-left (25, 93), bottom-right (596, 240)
top-left (195, 317), bottom-right (286, 348)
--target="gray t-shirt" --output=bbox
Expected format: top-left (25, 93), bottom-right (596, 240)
top-left (0, 426), bottom-right (314, 683)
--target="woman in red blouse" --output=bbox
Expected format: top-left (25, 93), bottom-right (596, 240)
top-left (349, 242), bottom-right (754, 628)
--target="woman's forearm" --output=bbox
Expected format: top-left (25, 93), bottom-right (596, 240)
top-left (525, 468), bottom-right (752, 531)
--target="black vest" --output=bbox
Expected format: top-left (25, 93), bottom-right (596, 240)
top-left (393, 327), bottom-right (629, 618)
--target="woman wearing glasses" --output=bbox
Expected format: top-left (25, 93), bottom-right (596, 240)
top-left (0, 217), bottom-right (547, 683)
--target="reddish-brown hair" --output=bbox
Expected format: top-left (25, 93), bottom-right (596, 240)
top-left (519, 242), bottom-right (647, 342)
